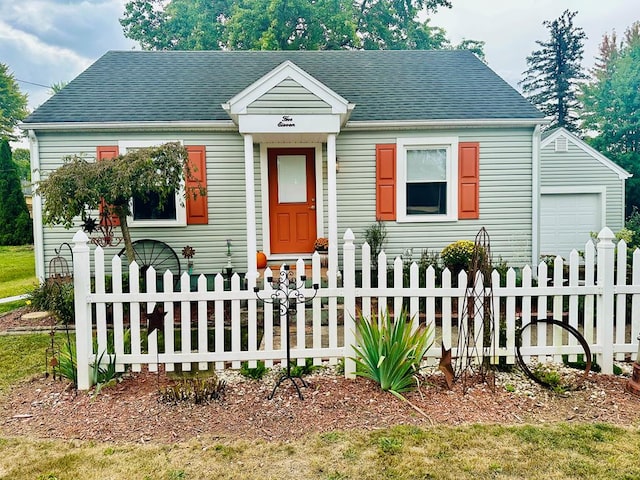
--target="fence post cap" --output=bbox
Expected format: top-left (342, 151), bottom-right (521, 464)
top-left (343, 228), bottom-right (355, 242)
top-left (597, 227), bottom-right (615, 241)
top-left (72, 230), bottom-right (89, 244)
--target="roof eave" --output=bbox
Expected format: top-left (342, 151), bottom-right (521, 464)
top-left (343, 118), bottom-right (548, 131)
top-left (19, 120), bottom-right (238, 132)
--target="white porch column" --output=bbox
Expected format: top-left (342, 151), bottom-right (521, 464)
top-left (244, 134), bottom-right (258, 280)
top-left (327, 134), bottom-right (338, 282)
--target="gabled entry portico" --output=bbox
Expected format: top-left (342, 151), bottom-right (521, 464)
top-left (222, 60), bottom-right (354, 283)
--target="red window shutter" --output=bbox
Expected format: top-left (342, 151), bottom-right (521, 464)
top-left (376, 144), bottom-right (396, 221)
top-left (96, 146), bottom-right (121, 226)
top-left (458, 142), bottom-right (480, 219)
top-left (185, 145), bottom-right (208, 225)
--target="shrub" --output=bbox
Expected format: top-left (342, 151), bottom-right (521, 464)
top-left (364, 221), bottom-right (387, 268)
top-left (159, 374), bottom-right (226, 404)
top-left (441, 240), bottom-right (475, 273)
top-left (289, 357), bottom-right (318, 378)
top-left (27, 281), bottom-right (74, 325)
top-left (240, 360), bottom-right (268, 380)
top-left (352, 309), bottom-right (432, 399)
top-left (56, 339), bottom-right (77, 386)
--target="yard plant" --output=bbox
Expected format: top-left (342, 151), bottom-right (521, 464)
top-left (352, 309), bottom-right (432, 399)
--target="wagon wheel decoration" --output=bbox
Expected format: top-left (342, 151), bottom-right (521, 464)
top-left (515, 318), bottom-right (592, 390)
top-left (118, 239), bottom-right (181, 281)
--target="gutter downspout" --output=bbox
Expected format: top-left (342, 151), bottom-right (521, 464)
top-left (28, 130), bottom-right (45, 280)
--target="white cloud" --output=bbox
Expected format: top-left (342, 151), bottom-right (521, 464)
top-left (0, 21), bottom-right (91, 69)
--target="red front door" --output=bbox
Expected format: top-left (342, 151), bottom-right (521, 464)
top-left (268, 148), bottom-right (317, 254)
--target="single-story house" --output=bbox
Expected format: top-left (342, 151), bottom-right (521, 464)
top-left (20, 50), bottom-right (626, 281)
top-left (540, 127), bottom-right (631, 258)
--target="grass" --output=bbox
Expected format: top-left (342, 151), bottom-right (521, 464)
top-left (1, 333), bottom-right (640, 478)
top-left (0, 299), bottom-right (28, 315)
top-left (0, 424), bottom-right (639, 479)
top-left (0, 333), bottom-right (53, 394)
top-left (0, 245), bottom-right (36, 299)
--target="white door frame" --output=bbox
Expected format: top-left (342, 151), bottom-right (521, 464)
top-left (259, 143), bottom-right (325, 258)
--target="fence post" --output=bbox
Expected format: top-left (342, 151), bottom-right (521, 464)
top-left (597, 227), bottom-right (615, 374)
top-left (72, 230), bottom-right (92, 390)
top-left (343, 229), bottom-right (357, 379)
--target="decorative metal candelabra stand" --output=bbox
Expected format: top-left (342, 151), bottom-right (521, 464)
top-left (254, 265), bottom-right (319, 400)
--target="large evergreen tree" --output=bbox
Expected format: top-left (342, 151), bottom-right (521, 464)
top-left (0, 139), bottom-right (33, 245)
top-left (519, 10), bottom-right (586, 132)
top-left (581, 22), bottom-right (640, 215)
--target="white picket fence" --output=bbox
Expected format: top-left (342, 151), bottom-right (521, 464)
top-left (72, 227), bottom-right (640, 390)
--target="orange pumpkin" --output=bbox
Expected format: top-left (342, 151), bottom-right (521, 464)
top-left (256, 251), bottom-right (268, 269)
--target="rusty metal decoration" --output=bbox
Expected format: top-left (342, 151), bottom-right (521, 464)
top-left (48, 242), bottom-right (73, 283)
top-left (626, 334), bottom-right (640, 396)
top-left (82, 210), bottom-right (122, 248)
top-left (145, 303), bottom-right (167, 335)
top-left (516, 318), bottom-right (592, 389)
top-left (438, 343), bottom-right (455, 389)
top-left (453, 227), bottom-right (496, 392)
top-left (45, 329), bottom-right (60, 379)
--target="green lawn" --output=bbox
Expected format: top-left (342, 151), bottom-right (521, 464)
top-left (0, 333), bottom-right (53, 394)
top-left (0, 245), bottom-right (37, 299)
top-left (0, 423), bottom-right (639, 479)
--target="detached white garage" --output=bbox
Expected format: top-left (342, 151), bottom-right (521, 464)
top-left (539, 128), bottom-right (631, 259)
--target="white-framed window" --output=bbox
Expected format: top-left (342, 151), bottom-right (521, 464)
top-left (118, 140), bottom-right (186, 227)
top-left (396, 137), bottom-right (458, 222)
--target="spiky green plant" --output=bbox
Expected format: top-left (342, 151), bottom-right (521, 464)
top-left (351, 310), bottom-right (432, 399)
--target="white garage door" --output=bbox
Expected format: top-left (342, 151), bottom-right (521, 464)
top-left (540, 193), bottom-right (602, 258)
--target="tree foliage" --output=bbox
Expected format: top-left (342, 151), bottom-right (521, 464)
top-left (12, 148), bottom-right (30, 182)
top-left (519, 10), bottom-right (586, 132)
top-left (120, 0), bottom-right (484, 56)
top-left (581, 22), bottom-right (640, 215)
top-left (0, 139), bottom-right (33, 246)
top-left (0, 63), bottom-right (28, 140)
top-left (36, 143), bottom-right (204, 262)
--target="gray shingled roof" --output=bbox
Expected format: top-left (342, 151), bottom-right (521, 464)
top-left (24, 50), bottom-right (543, 124)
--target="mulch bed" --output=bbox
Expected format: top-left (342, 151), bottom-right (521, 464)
top-left (1, 306), bottom-right (640, 444)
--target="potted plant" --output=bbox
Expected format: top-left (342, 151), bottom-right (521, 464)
top-left (314, 237), bottom-right (329, 267)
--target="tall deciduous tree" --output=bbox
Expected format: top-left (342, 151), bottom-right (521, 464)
top-left (120, 0), bottom-right (484, 55)
top-left (0, 139), bottom-right (33, 245)
top-left (121, 0), bottom-right (231, 50)
top-left (0, 63), bottom-right (28, 140)
top-left (581, 22), bottom-right (640, 215)
top-left (36, 143), bottom-right (204, 262)
top-left (12, 148), bottom-right (30, 182)
top-left (520, 10), bottom-right (586, 132)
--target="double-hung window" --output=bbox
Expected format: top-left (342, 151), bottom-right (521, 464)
top-left (119, 140), bottom-right (187, 227)
top-left (397, 137), bottom-right (458, 222)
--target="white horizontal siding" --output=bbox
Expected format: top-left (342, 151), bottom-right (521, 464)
top-left (247, 79), bottom-right (332, 114)
top-left (540, 140), bottom-right (625, 231)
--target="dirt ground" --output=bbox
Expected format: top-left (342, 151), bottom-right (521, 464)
top-left (1, 306), bottom-right (640, 444)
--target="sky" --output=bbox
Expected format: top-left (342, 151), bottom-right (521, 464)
top-left (1, 0), bottom-right (638, 148)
